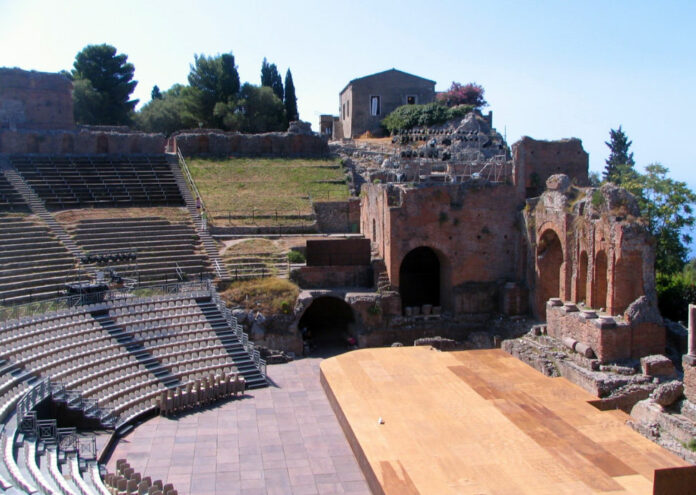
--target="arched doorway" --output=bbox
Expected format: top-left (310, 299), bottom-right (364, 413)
top-left (298, 296), bottom-right (355, 353)
top-left (593, 250), bottom-right (608, 311)
top-left (576, 251), bottom-right (588, 304)
top-left (536, 229), bottom-right (563, 319)
top-left (399, 247), bottom-right (440, 312)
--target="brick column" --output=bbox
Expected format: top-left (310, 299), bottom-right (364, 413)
top-left (683, 304), bottom-right (696, 402)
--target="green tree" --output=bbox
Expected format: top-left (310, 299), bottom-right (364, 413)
top-left (284, 69), bottom-right (298, 123)
top-left (187, 52), bottom-right (240, 127)
top-left (603, 126), bottom-right (636, 184)
top-left (135, 84), bottom-right (199, 135)
top-left (623, 163), bottom-right (696, 274)
top-left (233, 84), bottom-right (286, 133)
top-left (151, 85), bottom-right (162, 100)
top-left (71, 44), bottom-right (138, 125)
top-left (261, 58), bottom-right (284, 100)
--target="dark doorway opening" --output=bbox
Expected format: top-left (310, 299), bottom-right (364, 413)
top-left (298, 296), bottom-right (355, 355)
top-left (399, 247), bottom-right (440, 311)
top-left (536, 229), bottom-right (563, 319)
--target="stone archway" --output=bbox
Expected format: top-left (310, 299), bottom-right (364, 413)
top-left (592, 250), bottom-right (608, 311)
top-left (536, 229), bottom-right (563, 319)
top-left (399, 246), bottom-right (440, 312)
top-left (298, 296), bottom-right (355, 352)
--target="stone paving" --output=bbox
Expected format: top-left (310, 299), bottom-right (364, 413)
top-left (106, 356), bottom-right (371, 495)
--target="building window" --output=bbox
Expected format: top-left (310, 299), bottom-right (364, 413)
top-left (342, 103), bottom-right (345, 120)
top-left (407, 95), bottom-right (417, 105)
top-left (347, 100), bottom-right (350, 118)
top-left (370, 96), bottom-right (380, 116)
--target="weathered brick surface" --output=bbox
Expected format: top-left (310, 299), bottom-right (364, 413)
top-left (546, 303), bottom-right (664, 363)
top-left (640, 354), bottom-right (675, 377)
top-left (294, 265), bottom-right (372, 289)
top-left (306, 238), bottom-right (371, 266)
top-left (0, 128), bottom-right (164, 154)
top-left (0, 68), bottom-right (74, 130)
top-left (512, 136), bottom-right (588, 197)
top-left (683, 356), bottom-right (696, 403)
top-left (171, 130), bottom-right (328, 156)
top-left (313, 198), bottom-right (361, 233)
top-left (361, 182), bottom-right (522, 314)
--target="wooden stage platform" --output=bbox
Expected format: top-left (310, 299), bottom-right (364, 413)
top-left (320, 347), bottom-right (695, 495)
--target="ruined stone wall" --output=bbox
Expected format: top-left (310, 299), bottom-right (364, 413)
top-left (172, 130), bottom-right (328, 157)
top-left (526, 175), bottom-right (656, 319)
top-left (546, 300), bottom-right (665, 363)
top-left (313, 198), bottom-right (361, 233)
top-left (0, 129), bottom-right (165, 154)
top-left (305, 238), bottom-right (371, 266)
top-left (0, 68), bottom-right (74, 130)
top-left (512, 137), bottom-right (589, 197)
top-left (362, 181), bottom-right (524, 313)
top-left (293, 265), bottom-right (373, 289)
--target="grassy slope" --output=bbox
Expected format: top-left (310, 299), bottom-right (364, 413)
top-left (187, 157), bottom-right (349, 217)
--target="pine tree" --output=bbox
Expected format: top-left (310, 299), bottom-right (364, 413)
top-left (151, 85), bottom-right (162, 100)
top-left (284, 69), bottom-right (298, 123)
top-left (604, 126), bottom-right (636, 184)
top-left (71, 44), bottom-right (138, 125)
top-left (260, 58), bottom-right (284, 101)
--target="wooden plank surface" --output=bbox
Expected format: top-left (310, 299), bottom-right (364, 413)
top-left (320, 347), bottom-right (693, 495)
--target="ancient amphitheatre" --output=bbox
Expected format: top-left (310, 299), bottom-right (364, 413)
top-left (0, 64), bottom-right (695, 495)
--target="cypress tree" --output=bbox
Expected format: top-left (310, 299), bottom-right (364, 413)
top-left (284, 69), bottom-right (298, 122)
top-left (603, 126), bottom-right (635, 184)
top-left (261, 58), bottom-right (284, 100)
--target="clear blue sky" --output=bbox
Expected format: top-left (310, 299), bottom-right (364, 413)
top-left (1, 0), bottom-right (694, 189)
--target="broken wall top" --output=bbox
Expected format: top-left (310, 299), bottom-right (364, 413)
top-left (0, 67), bottom-right (74, 130)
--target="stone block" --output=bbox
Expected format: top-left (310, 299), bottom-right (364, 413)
top-left (574, 342), bottom-right (595, 359)
top-left (650, 381), bottom-right (683, 407)
top-left (640, 354), bottom-right (675, 377)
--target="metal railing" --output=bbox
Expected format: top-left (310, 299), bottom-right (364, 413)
top-left (16, 379), bottom-right (103, 460)
top-left (177, 149), bottom-right (205, 211)
top-left (209, 288), bottom-right (267, 380)
top-left (0, 280), bottom-right (212, 323)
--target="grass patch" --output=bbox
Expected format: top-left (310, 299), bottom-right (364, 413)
top-left (187, 157), bottom-right (350, 221)
top-left (219, 277), bottom-right (299, 315)
top-left (54, 207), bottom-right (191, 225)
top-left (223, 239), bottom-right (281, 256)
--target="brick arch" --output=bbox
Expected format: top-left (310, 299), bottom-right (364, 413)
top-left (592, 250), bottom-right (608, 311)
top-left (536, 228), bottom-right (564, 319)
top-left (397, 245), bottom-right (451, 312)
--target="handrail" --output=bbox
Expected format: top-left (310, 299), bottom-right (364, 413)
top-left (0, 280), bottom-right (212, 323)
top-left (177, 149), bottom-right (205, 211)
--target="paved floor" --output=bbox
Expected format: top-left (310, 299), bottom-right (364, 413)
top-left (107, 356), bottom-right (371, 495)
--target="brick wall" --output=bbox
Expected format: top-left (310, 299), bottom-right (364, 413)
top-left (306, 239), bottom-right (371, 266)
top-left (313, 199), bottom-right (361, 233)
top-left (0, 129), bottom-right (165, 154)
top-left (0, 68), bottom-right (74, 130)
top-left (512, 137), bottom-right (588, 197)
top-left (361, 182), bottom-right (525, 314)
top-left (294, 265), bottom-right (373, 289)
top-left (546, 302), bottom-right (665, 363)
top-left (172, 130), bottom-right (328, 157)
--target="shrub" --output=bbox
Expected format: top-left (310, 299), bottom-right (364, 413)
top-left (437, 82), bottom-right (487, 108)
top-left (381, 102), bottom-right (474, 133)
top-left (657, 271), bottom-right (696, 322)
top-left (287, 250), bottom-right (305, 263)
